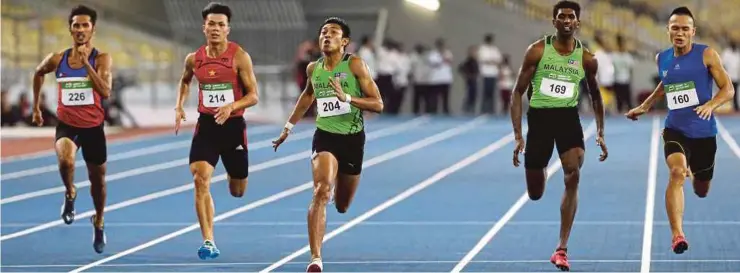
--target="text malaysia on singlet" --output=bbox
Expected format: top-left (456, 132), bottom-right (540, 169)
top-left (61, 78), bottom-right (94, 106)
top-left (201, 83), bottom-right (235, 107)
top-left (314, 80), bottom-right (351, 117)
top-left (665, 81), bottom-right (699, 110)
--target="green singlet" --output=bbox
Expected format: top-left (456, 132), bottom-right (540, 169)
top-left (311, 53), bottom-right (364, 134)
top-left (529, 35), bottom-right (586, 108)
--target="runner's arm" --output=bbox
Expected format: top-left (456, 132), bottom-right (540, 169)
top-left (511, 41), bottom-right (543, 140)
top-left (636, 53), bottom-right (666, 111)
top-left (348, 55), bottom-right (383, 113)
top-left (32, 53), bottom-right (60, 111)
top-left (583, 50), bottom-right (605, 135)
top-left (703, 47), bottom-right (736, 109)
top-left (176, 53), bottom-right (196, 110)
top-left (232, 49), bottom-right (259, 111)
top-left (284, 62), bottom-right (317, 129)
top-left (84, 52), bottom-right (112, 98)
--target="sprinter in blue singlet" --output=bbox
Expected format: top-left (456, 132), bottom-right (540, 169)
top-left (625, 6), bottom-right (735, 255)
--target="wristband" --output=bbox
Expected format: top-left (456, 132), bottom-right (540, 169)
top-left (284, 122), bottom-right (295, 132)
top-left (345, 94), bottom-right (352, 103)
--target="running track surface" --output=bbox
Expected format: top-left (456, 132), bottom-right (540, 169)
top-left (2, 115), bottom-right (740, 272)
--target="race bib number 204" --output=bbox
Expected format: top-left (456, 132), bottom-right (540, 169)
top-left (317, 96), bottom-right (351, 117)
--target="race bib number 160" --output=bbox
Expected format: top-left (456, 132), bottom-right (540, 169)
top-left (665, 81), bottom-right (700, 110)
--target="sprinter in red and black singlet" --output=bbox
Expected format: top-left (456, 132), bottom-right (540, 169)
top-left (173, 2), bottom-right (259, 260)
top-left (31, 5), bottom-right (112, 254)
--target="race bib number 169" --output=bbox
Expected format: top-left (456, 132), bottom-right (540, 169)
top-left (539, 77), bottom-right (575, 98)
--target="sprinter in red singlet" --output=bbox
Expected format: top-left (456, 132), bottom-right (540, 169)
top-left (174, 2), bottom-right (259, 260)
top-left (31, 5), bottom-right (111, 254)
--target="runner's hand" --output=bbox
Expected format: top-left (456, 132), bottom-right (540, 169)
top-left (625, 106), bottom-right (646, 121)
top-left (31, 108), bottom-right (43, 126)
top-left (174, 107), bottom-right (186, 135)
top-left (215, 103), bottom-right (234, 125)
top-left (596, 130), bottom-right (608, 161)
top-left (328, 77), bottom-right (347, 102)
top-left (272, 129), bottom-right (290, 151)
top-left (694, 103), bottom-right (714, 120)
top-left (513, 136), bottom-right (525, 167)
top-left (77, 46), bottom-right (91, 63)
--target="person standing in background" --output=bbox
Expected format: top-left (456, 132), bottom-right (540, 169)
top-left (611, 34), bottom-right (635, 113)
top-left (498, 54), bottom-right (514, 113)
top-left (478, 33), bottom-right (502, 114)
top-left (375, 39), bottom-right (396, 112)
top-left (427, 38), bottom-right (453, 115)
top-left (390, 42), bottom-right (411, 114)
top-left (459, 45), bottom-right (479, 114)
top-left (592, 33), bottom-right (616, 114)
top-left (357, 35), bottom-right (377, 80)
top-left (410, 44), bottom-right (430, 114)
top-left (721, 40), bottom-right (740, 112)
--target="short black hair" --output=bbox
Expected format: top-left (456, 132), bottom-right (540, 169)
top-left (669, 6), bottom-right (694, 20)
top-left (68, 5), bottom-right (97, 26)
top-left (202, 2), bottom-right (231, 22)
top-left (320, 17), bottom-right (351, 38)
top-left (552, 0), bottom-right (581, 19)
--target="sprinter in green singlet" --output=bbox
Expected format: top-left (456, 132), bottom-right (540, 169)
top-left (272, 17), bottom-right (383, 272)
top-left (509, 1), bottom-right (608, 271)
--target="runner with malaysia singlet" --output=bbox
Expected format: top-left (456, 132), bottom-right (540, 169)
top-left (272, 17), bottom-right (384, 272)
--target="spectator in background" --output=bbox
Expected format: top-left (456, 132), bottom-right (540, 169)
top-left (35, 93), bottom-right (58, 126)
top-left (294, 39), bottom-right (319, 117)
top-left (357, 35), bottom-right (377, 80)
top-left (721, 40), bottom-right (740, 112)
top-left (478, 33), bottom-right (502, 114)
top-left (498, 54), bottom-right (514, 113)
top-left (1, 89), bottom-right (16, 126)
top-left (592, 33), bottom-right (616, 114)
top-left (375, 39), bottom-right (397, 111)
top-left (410, 44), bottom-right (430, 114)
top-left (611, 34), bottom-right (635, 113)
top-left (428, 38), bottom-right (453, 115)
top-left (12, 93), bottom-right (31, 125)
top-left (389, 41), bottom-right (411, 114)
top-left (459, 45), bottom-right (479, 115)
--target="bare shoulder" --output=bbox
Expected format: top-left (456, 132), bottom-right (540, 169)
top-left (702, 45), bottom-right (721, 65)
top-left (348, 54), bottom-right (366, 69)
top-left (234, 45), bottom-right (253, 60)
top-left (306, 60), bottom-right (317, 76)
top-left (526, 38), bottom-right (546, 57)
top-left (581, 44), bottom-right (598, 71)
top-left (520, 38), bottom-right (545, 65)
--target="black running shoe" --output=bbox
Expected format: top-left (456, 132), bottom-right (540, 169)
top-left (90, 215), bottom-right (106, 254)
top-left (60, 189), bottom-right (76, 224)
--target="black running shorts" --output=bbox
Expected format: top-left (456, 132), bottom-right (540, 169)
top-left (189, 114), bottom-right (249, 179)
top-left (55, 121), bottom-right (107, 165)
top-left (311, 128), bottom-right (365, 175)
top-left (662, 127), bottom-right (717, 181)
top-left (524, 107), bottom-right (585, 169)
